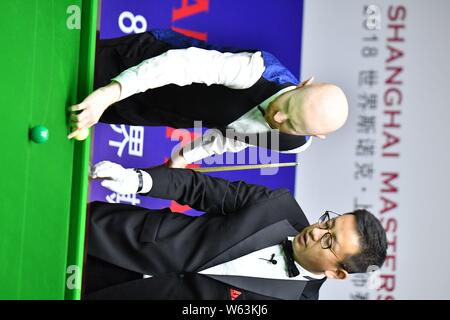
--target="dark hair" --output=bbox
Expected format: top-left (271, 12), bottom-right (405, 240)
top-left (341, 209), bottom-right (387, 274)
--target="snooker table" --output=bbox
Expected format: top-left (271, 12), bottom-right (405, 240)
top-left (0, 0), bottom-right (98, 299)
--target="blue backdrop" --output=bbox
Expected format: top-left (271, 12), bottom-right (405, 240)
top-left (90, 0), bottom-right (304, 215)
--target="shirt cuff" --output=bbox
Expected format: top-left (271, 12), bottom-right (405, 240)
top-left (111, 74), bottom-right (135, 101)
top-left (138, 170), bottom-right (153, 194)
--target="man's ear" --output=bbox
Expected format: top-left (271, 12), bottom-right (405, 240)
top-left (273, 111), bottom-right (289, 124)
top-left (324, 268), bottom-right (349, 280)
top-left (298, 76), bottom-right (314, 88)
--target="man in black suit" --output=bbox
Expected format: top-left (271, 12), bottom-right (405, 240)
top-left (68, 30), bottom-right (349, 167)
top-left (83, 161), bottom-right (387, 300)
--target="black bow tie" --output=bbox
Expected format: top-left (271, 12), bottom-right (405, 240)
top-left (281, 239), bottom-right (300, 278)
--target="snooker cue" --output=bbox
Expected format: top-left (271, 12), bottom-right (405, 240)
top-left (192, 162), bottom-right (299, 173)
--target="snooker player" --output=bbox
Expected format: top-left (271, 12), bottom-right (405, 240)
top-left (68, 30), bottom-right (349, 168)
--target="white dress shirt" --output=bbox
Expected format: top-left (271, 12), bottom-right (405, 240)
top-left (198, 237), bottom-right (325, 281)
top-left (112, 47), bottom-right (265, 100)
top-left (111, 47), bottom-right (312, 164)
top-left (143, 237), bottom-right (325, 282)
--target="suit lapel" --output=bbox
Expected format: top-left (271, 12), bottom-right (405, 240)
top-left (219, 129), bottom-right (308, 152)
top-left (200, 219), bottom-right (298, 271)
top-left (200, 220), bottom-right (305, 299)
top-left (199, 220), bottom-right (320, 300)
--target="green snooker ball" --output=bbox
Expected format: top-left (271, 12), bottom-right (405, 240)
top-left (30, 125), bottom-right (49, 144)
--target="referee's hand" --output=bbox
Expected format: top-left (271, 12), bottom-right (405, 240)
top-left (90, 161), bottom-right (140, 194)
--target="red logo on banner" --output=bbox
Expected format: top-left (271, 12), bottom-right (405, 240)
top-left (172, 0), bottom-right (209, 41)
top-left (229, 289), bottom-right (242, 300)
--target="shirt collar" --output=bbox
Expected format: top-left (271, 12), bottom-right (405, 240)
top-left (287, 237), bottom-right (326, 280)
top-left (259, 86), bottom-right (297, 111)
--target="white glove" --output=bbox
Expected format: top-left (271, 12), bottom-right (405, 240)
top-left (90, 161), bottom-right (140, 194)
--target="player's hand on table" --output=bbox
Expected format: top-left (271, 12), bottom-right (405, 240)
top-left (90, 161), bottom-right (140, 194)
top-left (67, 82), bottom-right (122, 139)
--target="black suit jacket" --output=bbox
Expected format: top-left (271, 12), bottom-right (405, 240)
top-left (85, 166), bottom-right (326, 300)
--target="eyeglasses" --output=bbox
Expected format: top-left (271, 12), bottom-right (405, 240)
top-left (317, 211), bottom-right (342, 261)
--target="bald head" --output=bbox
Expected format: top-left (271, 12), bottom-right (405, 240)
top-left (266, 79), bottom-right (349, 138)
top-left (295, 82), bottom-right (349, 137)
